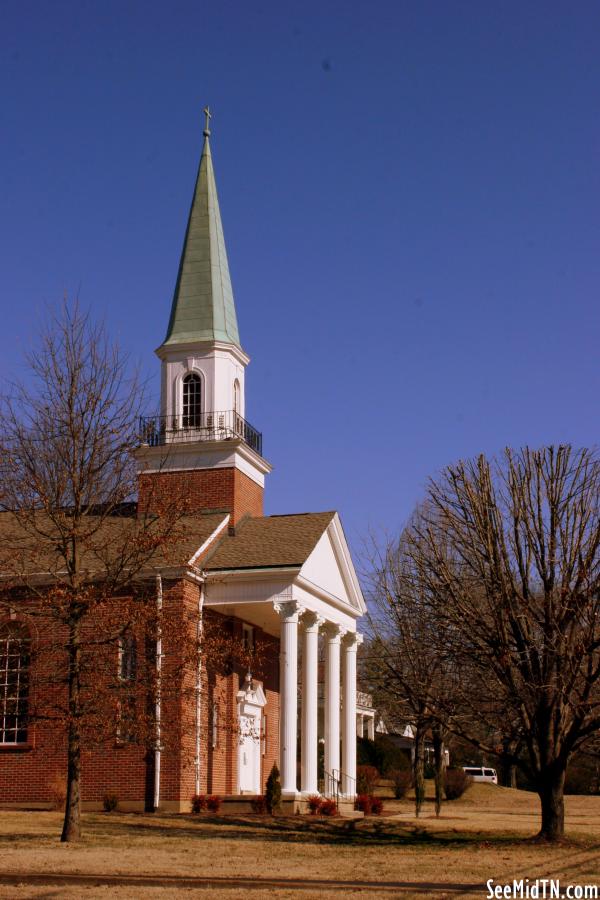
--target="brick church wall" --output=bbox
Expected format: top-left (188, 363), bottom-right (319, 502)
top-left (138, 467), bottom-right (263, 524)
top-left (0, 583), bottom-right (280, 810)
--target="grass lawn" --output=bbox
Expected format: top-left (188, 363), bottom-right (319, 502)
top-left (0, 785), bottom-right (598, 899)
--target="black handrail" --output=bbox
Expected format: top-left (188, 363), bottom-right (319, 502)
top-left (139, 410), bottom-right (262, 456)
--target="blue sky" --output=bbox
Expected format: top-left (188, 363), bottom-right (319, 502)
top-left (1, 1), bottom-right (599, 547)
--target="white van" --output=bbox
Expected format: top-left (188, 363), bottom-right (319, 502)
top-left (462, 766), bottom-right (498, 784)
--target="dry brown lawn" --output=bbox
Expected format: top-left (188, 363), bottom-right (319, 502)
top-left (0, 784), bottom-right (598, 899)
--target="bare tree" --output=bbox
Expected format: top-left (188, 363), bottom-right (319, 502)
top-left (0, 303), bottom-right (189, 842)
top-left (365, 531), bottom-right (456, 817)
top-left (405, 445), bottom-right (600, 841)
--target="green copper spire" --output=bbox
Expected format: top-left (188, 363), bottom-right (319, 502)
top-left (163, 108), bottom-right (241, 348)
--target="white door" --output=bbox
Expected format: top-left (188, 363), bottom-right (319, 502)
top-left (238, 714), bottom-right (260, 794)
top-left (236, 677), bottom-right (267, 795)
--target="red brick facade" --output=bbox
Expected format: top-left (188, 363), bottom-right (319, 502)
top-left (138, 467), bottom-right (263, 524)
top-left (0, 581), bottom-right (280, 812)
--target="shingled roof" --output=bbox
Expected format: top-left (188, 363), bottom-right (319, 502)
top-left (0, 509), bottom-right (336, 580)
top-left (0, 510), bottom-right (228, 580)
top-left (202, 511), bottom-right (336, 571)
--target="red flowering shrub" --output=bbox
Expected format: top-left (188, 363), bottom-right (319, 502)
top-left (370, 795), bottom-right (384, 815)
top-left (191, 794), bottom-right (207, 813)
top-left (206, 795), bottom-right (222, 813)
top-left (307, 794), bottom-right (322, 815)
top-left (319, 798), bottom-right (338, 816)
top-left (355, 794), bottom-right (372, 815)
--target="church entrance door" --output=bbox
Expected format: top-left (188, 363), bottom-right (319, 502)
top-left (236, 675), bottom-right (267, 795)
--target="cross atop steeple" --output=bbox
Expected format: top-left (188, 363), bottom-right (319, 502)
top-left (203, 105), bottom-right (211, 137)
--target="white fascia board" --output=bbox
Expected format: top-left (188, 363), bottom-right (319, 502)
top-left (187, 514), bottom-right (230, 568)
top-left (327, 513), bottom-right (367, 615)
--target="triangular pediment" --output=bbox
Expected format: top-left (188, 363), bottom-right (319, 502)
top-left (297, 513), bottom-right (366, 615)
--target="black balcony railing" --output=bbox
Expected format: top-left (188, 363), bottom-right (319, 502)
top-left (139, 410), bottom-right (263, 456)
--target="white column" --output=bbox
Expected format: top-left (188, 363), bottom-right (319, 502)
top-left (342, 632), bottom-right (362, 796)
top-left (274, 600), bottom-right (302, 796)
top-left (300, 611), bottom-right (322, 796)
top-left (323, 623), bottom-right (344, 788)
top-left (367, 714), bottom-right (375, 742)
top-left (356, 713), bottom-right (364, 738)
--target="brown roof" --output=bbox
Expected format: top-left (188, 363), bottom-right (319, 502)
top-left (0, 510), bottom-right (228, 579)
top-left (202, 511), bottom-right (336, 571)
top-left (0, 508), bottom-right (336, 581)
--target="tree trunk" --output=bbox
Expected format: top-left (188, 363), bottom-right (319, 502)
top-left (538, 766), bottom-right (566, 841)
top-left (413, 723), bottom-right (426, 817)
top-left (432, 725), bottom-right (446, 818)
top-left (61, 626), bottom-right (82, 842)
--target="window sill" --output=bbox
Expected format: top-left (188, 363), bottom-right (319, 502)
top-left (0, 743), bottom-right (33, 752)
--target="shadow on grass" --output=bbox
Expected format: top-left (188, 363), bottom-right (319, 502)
top-left (70, 813), bottom-right (599, 850)
top-left (2, 813), bottom-right (597, 853)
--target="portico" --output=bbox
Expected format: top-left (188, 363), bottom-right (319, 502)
top-left (203, 510), bottom-right (366, 806)
top-left (275, 602), bottom-right (362, 799)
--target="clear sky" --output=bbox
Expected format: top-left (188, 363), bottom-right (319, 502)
top-left (1, 1), bottom-right (599, 548)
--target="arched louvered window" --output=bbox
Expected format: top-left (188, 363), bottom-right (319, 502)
top-left (182, 373), bottom-right (202, 428)
top-left (233, 380), bottom-right (241, 414)
top-left (0, 622), bottom-right (30, 745)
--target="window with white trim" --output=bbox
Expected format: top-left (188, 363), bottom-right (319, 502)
top-left (182, 373), bottom-right (202, 428)
top-left (0, 622), bottom-right (30, 745)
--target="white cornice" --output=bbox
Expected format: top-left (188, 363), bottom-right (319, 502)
top-left (155, 340), bottom-right (250, 367)
top-left (294, 573), bottom-right (362, 620)
top-left (134, 437), bottom-right (272, 477)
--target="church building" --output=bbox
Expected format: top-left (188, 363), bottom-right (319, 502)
top-left (0, 112), bottom-right (365, 813)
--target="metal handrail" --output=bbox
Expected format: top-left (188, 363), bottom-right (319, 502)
top-left (324, 768), bottom-right (357, 801)
top-left (139, 410), bottom-right (262, 456)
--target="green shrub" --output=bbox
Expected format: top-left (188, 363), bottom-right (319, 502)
top-left (444, 768), bottom-right (472, 800)
top-left (102, 791), bottom-right (119, 812)
top-left (265, 763), bottom-right (282, 814)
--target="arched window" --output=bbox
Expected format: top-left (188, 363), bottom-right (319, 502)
top-left (233, 380), bottom-right (241, 414)
top-left (0, 622), bottom-right (30, 744)
top-left (182, 373), bottom-right (202, 428)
